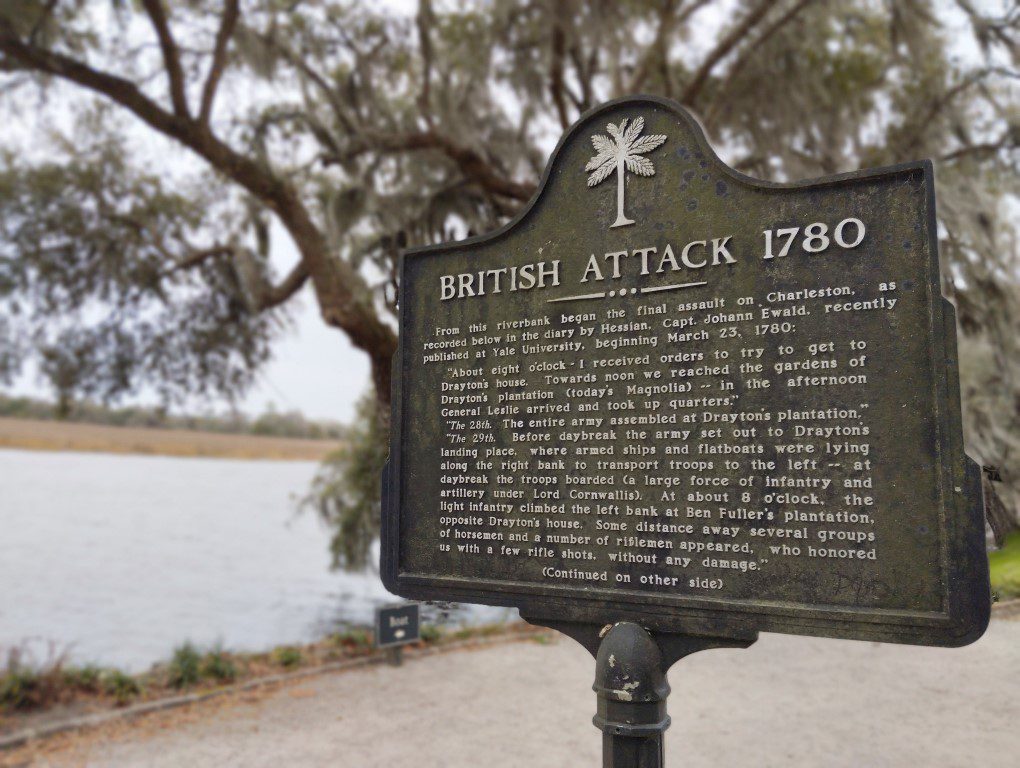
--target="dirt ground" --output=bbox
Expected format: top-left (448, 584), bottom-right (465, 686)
top-left (0, 418), bottom-right (338, 461)
top-left (8, 615), bottom-right (1018, 768)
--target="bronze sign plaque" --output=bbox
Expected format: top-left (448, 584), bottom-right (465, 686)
top-left (382, 96), bottom-right (990, 646)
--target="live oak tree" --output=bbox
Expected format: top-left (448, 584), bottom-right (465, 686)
top-left (0, 1), bottom-right (1017, 562)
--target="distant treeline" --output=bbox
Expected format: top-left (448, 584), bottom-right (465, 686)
top-left (0, 394), bottom-right (345, 440)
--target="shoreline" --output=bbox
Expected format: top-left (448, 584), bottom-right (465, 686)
top-left (3, 616), bottom-right (1018, 767)
top-left (4, 603), bottom-right (1018, 751)
top-left (0, 417), bottom-right (339, 461)
top-left (0, 623), bottom-right (541, 752)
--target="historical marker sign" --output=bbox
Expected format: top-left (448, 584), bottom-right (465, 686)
top-left (382, 96), bottom-right (990, 647)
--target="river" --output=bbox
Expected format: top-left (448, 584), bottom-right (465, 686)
top-left (0, 449), bottom-right (510, 671)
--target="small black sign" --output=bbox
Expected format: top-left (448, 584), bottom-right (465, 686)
top-left (375, 603), bottom-right (420, 648)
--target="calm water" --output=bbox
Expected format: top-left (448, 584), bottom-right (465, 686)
top-left (0, 449), bottom-right (509, 671)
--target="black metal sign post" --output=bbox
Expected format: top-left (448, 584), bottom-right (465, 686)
top-left (594, 623), bottom-right (674, 768)
top-left (520, 614), bottom-right (755, 768)
top-left (593, 624), bottom-right (744, 768)
top-left (381, 96), bottom-right (990, 767)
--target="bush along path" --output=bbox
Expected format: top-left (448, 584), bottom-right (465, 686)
top-left (0, 622), bottom-right (542, 749)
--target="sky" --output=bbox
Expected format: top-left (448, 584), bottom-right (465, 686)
top-left (236, 288), bottom-right (371, 422)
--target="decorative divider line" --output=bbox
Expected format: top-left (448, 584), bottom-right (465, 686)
top-left (546, 280), bottom-right (707, 303)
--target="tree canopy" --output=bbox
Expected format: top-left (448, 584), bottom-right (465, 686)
top-left (0, 0), bottom-right (1017, 510)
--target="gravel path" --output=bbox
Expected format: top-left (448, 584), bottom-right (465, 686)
top-left (17, 617), bottom-right (1019, 767)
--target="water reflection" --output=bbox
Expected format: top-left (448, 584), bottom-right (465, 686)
top-left (0, 449), bottom-right (508, 671)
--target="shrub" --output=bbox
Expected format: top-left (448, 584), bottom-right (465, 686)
top-left (0, 647), bottom-right (68, 711)
top-left (102, 670), bottom-right (141, 706)
top-left (167, 643), bottom-right (202, 689)
top-left (64, 664), bottom-right (103, 693)
top-left (201, 648), bottom-right (238, 683)
top-left (331, 629), bottom-right (372, 650)
top-left (419, 625), bottom-right (442, 644)
top-left (272, 646), bottom-right (302, 669)
top-left (0, 667), bottom-right (40, 711)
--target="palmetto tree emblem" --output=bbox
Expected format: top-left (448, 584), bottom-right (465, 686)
top-left (586, 117), bottom-right (667, 228)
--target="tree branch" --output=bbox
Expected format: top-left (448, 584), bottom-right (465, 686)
top-left (703, 0), bottom-right (818, 128)
top-left (28, 0), bottom-right (59, 45)
top-left (897, 68), bottom-right (1016, 157)
top-left (629, 0), bottom-right (682, 94)
top-left (940, 133), bottom-right (1016, 163)
top-left (0, 29), bottom-right (308, 224)
top-left (167, 245), bottom-right (234, 275)
top-left (566, 42), bottom-right (596, 111)
top-left (416, 0), bottom-right (435, 127)
top-left (199, 0), bottom-right (239, 125)
top-left (333, 131), bottom-right (537, 202)
top-left (549, 14), bottom-right (570, 129)
top-left (259, 262), bottom-right (310, 310)
top-left (0, 24), bottom-right (187, 138)
top-left (140, 0), bottom-right (190, 117)
top-left (674, 0), bottom-right (714, 27)
top-left (253, 29), bottom-right (356, 136)
top-left (679, 0), bottom-right (774, 108)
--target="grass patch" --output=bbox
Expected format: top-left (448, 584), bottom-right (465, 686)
top-left (989, 531), bottom-right (1020, 600)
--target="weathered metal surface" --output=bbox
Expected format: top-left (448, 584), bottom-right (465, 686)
top-left (594, 622), bottom-right (670, 767)
top-left (381, 95), bottom-right (990, 647)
